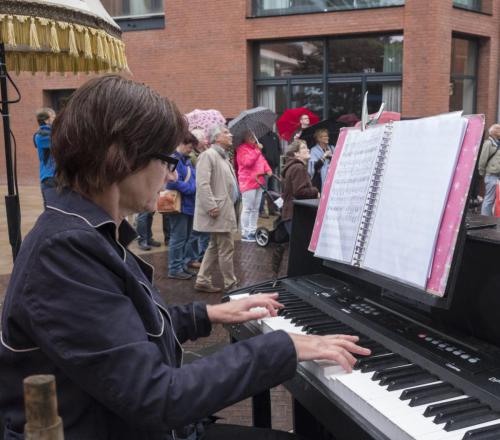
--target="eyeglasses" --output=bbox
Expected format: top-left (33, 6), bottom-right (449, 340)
top-left (151, 153), bottom-right (179, 172)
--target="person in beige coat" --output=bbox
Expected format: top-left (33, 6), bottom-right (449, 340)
top-left (194, 125), bottom-right (239, 293)
top-left (478, 124), bottom-right (500, 215)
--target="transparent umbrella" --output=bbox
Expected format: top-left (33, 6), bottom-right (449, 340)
top-left (0, 0), bottom-right (128, 259)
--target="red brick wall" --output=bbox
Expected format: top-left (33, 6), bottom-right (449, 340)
top-left (1, 1), bottom-right (499, 184)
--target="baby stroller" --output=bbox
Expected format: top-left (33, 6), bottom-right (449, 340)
top-left (254, 174), bottom-right (289, 247)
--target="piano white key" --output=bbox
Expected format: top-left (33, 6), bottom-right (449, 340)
top-left (260, 315), bottom-right (306, 334)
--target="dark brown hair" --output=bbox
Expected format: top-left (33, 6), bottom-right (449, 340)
top-left (182, 132), bottom-right (199, 147)
top-left (52, 75), bottom-right (187, 195)
top-left (35, 107), bottom-right (55, 125)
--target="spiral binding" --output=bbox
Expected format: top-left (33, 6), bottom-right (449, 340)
top-left (352, 121), bottom-right (394, 266)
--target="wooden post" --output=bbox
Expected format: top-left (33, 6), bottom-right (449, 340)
top-left (23, 375), bottom-right (64, 440)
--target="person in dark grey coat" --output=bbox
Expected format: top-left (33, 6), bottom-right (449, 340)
top-left (0, 76), bottom-right (370, 440)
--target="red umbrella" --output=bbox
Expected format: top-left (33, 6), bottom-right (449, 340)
top-left (276, 107), bottom-right (320, 141)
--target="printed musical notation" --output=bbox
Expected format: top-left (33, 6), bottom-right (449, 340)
top-left (315, 125), bottom-right (385, 263)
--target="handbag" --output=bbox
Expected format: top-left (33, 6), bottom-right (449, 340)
top-left (157, 165), bottom-right (191, 214)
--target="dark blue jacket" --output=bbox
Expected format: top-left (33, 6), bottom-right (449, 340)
top-left (33, 124), bottom-right (55, 183)
top-left (0, 188), bottom-right (297, 440)
top-left (166, 151), bottom-right (196, 216)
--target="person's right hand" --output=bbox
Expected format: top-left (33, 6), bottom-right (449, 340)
top-left (287, 333), bottom-right (371, 373)
top-left (208, 207), bottom-right (220, 218)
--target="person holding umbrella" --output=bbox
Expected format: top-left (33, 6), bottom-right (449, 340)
top-left (228, 107), bottom-right (277, 242)
top-left (235, 131), bottom-right (272, 242)
top-left (276, 107), bottom-right (320, 142)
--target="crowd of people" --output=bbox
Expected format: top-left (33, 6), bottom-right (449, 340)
top-left (103, 107), bottom-right (336, 292)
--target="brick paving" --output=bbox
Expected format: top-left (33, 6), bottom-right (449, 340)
top-left (0, 239), bottom-right (294, 431)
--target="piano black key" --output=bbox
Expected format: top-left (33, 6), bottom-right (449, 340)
top-left (424, 397), bottom-right (479, 417)
top-left (282, 306), bottom-right (315, 316)
top-left (462, 423), bottom-right (500, 439)
top-left (308, 324), bottom-right (351, 334)
top-left (255, 286), bottom-right (287, 293)
top-left (434, 403), bottom-right (490, 424)
top-left (402, 383), bottom-right (463, 407)
top-left (356, 354), bottom-right (407, 372)
top-left (365, 345), bottom-right (391, 356)
top-left (289, 311), bottom-right (326, 320)
top-left (278, 297), bottom-right (305, 304)
top-left (373, 364), bottom-right (421, 382)
top-left (302, 318), bottom-right (338, 330)
top-left (386, 372), bottom-right (436, 391)
top-left (444, 409), bottom-right (499, 432)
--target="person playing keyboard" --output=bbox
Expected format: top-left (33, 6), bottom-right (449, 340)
top-left (0, 75), bottom-right (370, 440)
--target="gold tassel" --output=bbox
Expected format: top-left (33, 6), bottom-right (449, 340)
top-left (108, 37), bottom-right (116, 68)
top-left (50, 21), bottom-right (60, 53)
top-left (83, 28), bottom-right (92, 59)
top-left (68, 24), bottom-right (78, 57)
top-left (7, 16), bottom-right (16, 47)
top-left (102, 34), bottom-right (110, 62)
top-left (29, 17), bottom-right (40, 50)
top-left (96, 32), bottom-right (104, 61)
top-left (116, 41), bottom-right (124, 68)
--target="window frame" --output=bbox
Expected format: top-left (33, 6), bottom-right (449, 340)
top-left (99, 0), bottom-right (165, 31)
top-left (253, 34), bottom-right (403, 119)
top-left (449, 35), bottom-right (479, 115)
top-left (249, 0), bottom-right (405, 19)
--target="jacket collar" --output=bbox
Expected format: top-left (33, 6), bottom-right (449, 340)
top-left (212, 144), bottom-right (229, 159)
top-left (45, 188), bottom-right (138, 246)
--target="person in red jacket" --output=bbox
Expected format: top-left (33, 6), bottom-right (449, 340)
top-left (282, 139), bottom-right (319, 236)
top-left (235, 132), bottom-right (272, 242)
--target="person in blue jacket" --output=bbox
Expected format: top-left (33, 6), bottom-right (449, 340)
top-left (166, 132), bottom-right (198, 280)
top-left (33, 107), bottom-right (56, 205)
top-left (0, 75), bottom-right (369, 440)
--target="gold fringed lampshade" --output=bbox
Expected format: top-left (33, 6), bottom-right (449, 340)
top-left (0, 0), bottom-right (128, 74)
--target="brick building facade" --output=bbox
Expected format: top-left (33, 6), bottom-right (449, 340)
top-left (1, 0), bottom-right (499, 184)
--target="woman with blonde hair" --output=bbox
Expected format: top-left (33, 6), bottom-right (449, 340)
top-left (308, 128), bottom-right (334, 191)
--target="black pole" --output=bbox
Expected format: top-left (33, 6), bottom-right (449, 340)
top-left (0, 43), bottom-right (22, 260)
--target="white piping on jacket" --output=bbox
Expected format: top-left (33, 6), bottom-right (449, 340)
top-left (0, 331), bottom-right (40, 353)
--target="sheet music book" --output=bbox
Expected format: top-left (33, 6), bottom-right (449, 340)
top-left (312, 113), bottom-right (469, 289)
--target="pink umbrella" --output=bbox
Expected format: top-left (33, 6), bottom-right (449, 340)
top-left (185, 109), bottom-right (226, 138)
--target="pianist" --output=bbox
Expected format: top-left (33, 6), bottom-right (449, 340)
top-left (0, 75), bottom-right (370, 440)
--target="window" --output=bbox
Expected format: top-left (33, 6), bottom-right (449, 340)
top-left (255, 35), bottom-right (403, 140)
top-left (100, 0), bottom-right (164, 31)
top-left (328, 36), bottom-right (402, 74)
top-left (449, 37), bottom-right (477, 114)
top-left (252, 0), bottom-right (404, 18)
top-left (257, 41), bottom-right (324, 77)
top-left (44, 89), bottom-right (75, 113)
top-left (453, 0), bottom-right (482, 12)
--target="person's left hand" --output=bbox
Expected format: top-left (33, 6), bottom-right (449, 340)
top-left (206, 293), bottom-right (283, 324)
top-left (266, 170), bottom-right (273, 176)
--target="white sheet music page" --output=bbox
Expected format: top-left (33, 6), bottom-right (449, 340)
top-left (362, 113), bottom-right (468, 288)
top-left (314, 125), bottom-right (386, 263)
